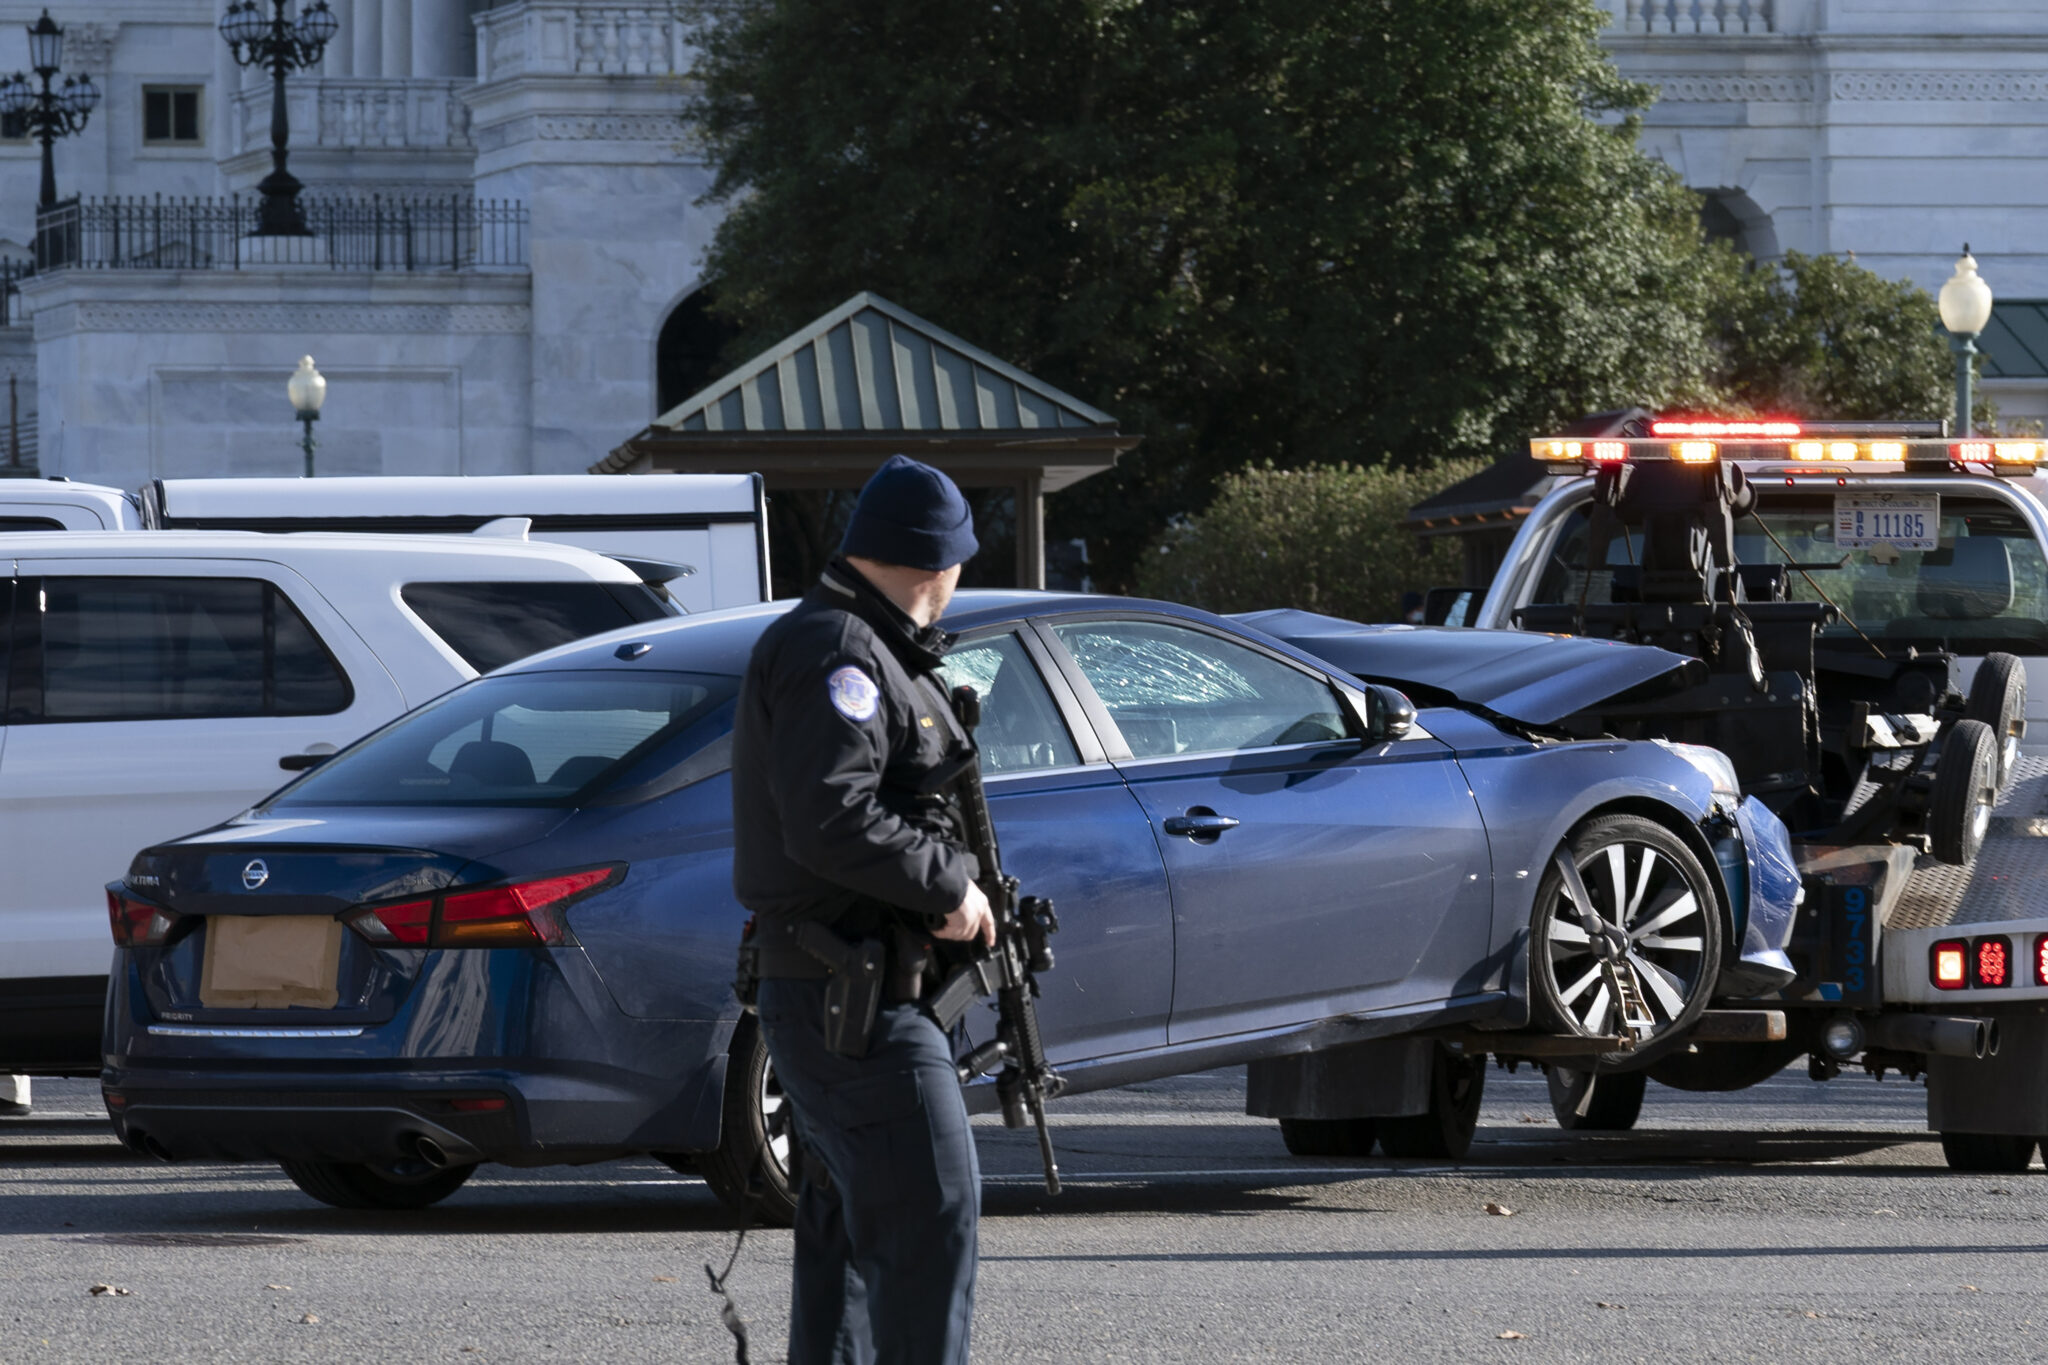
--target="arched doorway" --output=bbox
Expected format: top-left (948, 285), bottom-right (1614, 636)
top-left (655, 290), bottom-right (742, 417)
top-left (1699, 189), bottom-right (1781, 263)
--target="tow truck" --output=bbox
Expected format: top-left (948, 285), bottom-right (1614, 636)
top-left (1457, 416), bottom-right (2048, 1171)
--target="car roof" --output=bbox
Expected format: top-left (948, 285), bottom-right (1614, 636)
top-left (495, 588), bottom-right (1325, 679)
top-left (151, 473), bottom-right (760, 518)
top-left (0, 529), bottom-right (645, 581)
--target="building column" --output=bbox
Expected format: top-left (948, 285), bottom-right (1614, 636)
top-left (1016, 474), bottom-right (1045, 589)
top-left (411, 0), bottom-right (470, 78)
top-left (322, 0), bottom-right (354, 75)
top-left (381, 0), bottom-right (413, 78)
top-left (351, 0), bottom-right (382, 76)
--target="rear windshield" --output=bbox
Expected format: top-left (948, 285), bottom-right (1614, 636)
top-left (265, 669), bottom-right (737, 808)
top-left (402, 581), bottom-right (674, 673)
top-left (1532, 493), bottom-right (2048, 655)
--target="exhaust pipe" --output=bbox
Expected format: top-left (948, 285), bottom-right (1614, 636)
top-left (1864, 1014), bottom-right (1998, 1060)
top-left (409, 1134), bottom-right (450, 1169)
top-left (129, 1130), bottom-right (175, 1163)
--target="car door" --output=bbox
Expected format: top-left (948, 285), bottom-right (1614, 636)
top-left (932, 626), bottom-right (1174, 1064)
top-left (1039, 614), bottom-right (1494, 1045)
top-left (0, 557), bottom-right (405, 982)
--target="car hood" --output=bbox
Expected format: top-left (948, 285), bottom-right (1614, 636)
top-left (1234, 609), bottom-right (1705, 727)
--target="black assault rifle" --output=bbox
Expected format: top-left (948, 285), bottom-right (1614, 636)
top-left (920, 683), bottom-right (1065, 1195)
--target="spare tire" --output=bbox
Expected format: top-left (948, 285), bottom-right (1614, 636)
top-left (1966, 652), bottom-right (2027, 788)
top-left (1930, 719), bottom-right (1999, 866)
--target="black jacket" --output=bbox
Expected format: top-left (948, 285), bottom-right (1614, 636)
top-left (730, 560), bottom-right (975, 952)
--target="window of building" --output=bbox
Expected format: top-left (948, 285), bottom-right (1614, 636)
top-left (0, 108), bottom-right (28, 144)
top-left (142, 86), bottom-right (203, 147)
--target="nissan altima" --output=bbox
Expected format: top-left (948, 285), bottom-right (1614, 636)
top-left (101, 593), bottom-right (1800, 1218)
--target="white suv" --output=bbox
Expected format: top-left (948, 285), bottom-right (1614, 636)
top-left (0, 532), bottom-right (676, 1075)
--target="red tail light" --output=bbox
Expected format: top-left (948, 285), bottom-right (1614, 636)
top-left (344, 866), bottom-right (619, 949)
top-left (1973, 936), bottom-right (2012, 989)
top-left (2036, 935), bottom-right (2048, 987)
top-left (1931, 940), bottom-right (1968, 990)
top-left (107, 890), bottom-right (179, 948)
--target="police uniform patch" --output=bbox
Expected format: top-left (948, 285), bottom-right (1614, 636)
top-left (827, 665), bottom-right (880, 721)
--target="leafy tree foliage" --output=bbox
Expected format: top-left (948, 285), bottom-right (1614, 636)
top-left (1134, 460), bottom-right (1486, 621)
top-left (686, 0), bottom-right (1719, 588)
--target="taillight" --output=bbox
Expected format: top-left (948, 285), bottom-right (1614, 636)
top-left (2036, 935), bottom-right (2048, 987)
top-left (1931, 939), bottom-right (1968, 990)
top-left (344, 866), bottom-right (618, 949)
top-left (1973, 936), bottom-right (2012, 989)
top-left (107, 890), bottom-right (179, 948)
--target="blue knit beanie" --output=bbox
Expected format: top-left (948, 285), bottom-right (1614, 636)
top-left (839, 455), bottom-right (979, 571)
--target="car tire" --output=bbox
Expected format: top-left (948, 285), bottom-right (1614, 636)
top-left (1930, 719), bottom-right (1999, 867)
top-left (1375, 1045), bottom-right (1484, 1160)
top-left (1939, 1131), bottom-right (2037, 1173)
top-left (279, 1158), bottom-right (476, 1211)
top-left (698, 1014), bottom-right (799, 1228)
top-left (1546, 1064), bottom-right (1645, 1131)
top-left (1966, 652), bottom-right (2027, 788)
top-left (1529, 815), bottom-right (1723, 1070)
top-left (1278, 1117), bottom-right (1378, 1158)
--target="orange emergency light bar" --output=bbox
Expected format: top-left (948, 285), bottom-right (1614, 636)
top-left (1530, 432), bottom-right (2041, 476)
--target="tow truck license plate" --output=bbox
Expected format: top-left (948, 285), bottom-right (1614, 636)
top-left (1836, 493), bottom-right (1938, 550)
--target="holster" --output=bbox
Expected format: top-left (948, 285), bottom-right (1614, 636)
top-left (794, 921), bottom-right (885, 1058)
top-left (732, 917), bottom-right (761, 1012)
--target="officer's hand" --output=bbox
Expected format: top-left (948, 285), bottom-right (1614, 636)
top-left (935, 880), bottom-right (996, 947)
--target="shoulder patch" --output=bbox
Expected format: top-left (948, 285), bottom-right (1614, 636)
top-left (827, 665), bottom-right (881, 721)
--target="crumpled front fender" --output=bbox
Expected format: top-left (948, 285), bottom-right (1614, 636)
top-left (1721, 794), bottom-right (1800, 996)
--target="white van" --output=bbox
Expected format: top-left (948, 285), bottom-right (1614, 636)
top-left (0, 531), bottom-right (680, 1076)
top-left (0, 474), bottom-right (771, 613)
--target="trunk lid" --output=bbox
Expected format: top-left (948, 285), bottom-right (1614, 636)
top-left (1237, 609), bottom-right (1704, 728)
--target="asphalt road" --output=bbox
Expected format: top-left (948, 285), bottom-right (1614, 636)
top-left (4, 1064), bottom-right (2045, 1364)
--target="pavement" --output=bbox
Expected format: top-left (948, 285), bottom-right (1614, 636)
top-left (3, 1064), bottom-right (2045, 1363)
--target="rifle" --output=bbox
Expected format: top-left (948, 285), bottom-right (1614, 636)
top-left (920, 683), bottom-right (1065, 1195)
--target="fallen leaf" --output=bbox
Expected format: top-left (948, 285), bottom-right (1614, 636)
top-left (1963, 1284), bottom-right (1981, 1292)
top-left (1497, 1330), bottom-right (1527, 1340)
top-left (266, 1284), bottom-right (291, 1291)
top-left (1874, 1208), bottom-right (1898, 1216)
top-left (1484, 1202), bottom-right (1515, 1217)
top-left (1518, 1114), bottom-right (1544, 1124)
top-left (299, 1313), bottom-right (320, 1325)
top-left (1804, 1311), bottom-right (1824, 1319)
top-left (652, 1275), bottom-right (677, 1283)
top-left (1596, 1302), bottom-right (1625, 1310)
top-left (87, 1284), bottom-right (132, 1297)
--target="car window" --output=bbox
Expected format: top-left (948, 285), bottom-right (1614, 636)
top-left (19, 576), bottom-right (349, 721)
top-left (401, 581), bottom-right (673, 674)
top-left (268, 670), bottom-right (738, 808)
top-left (1052, 618), bottom-right (1348, 758)
top-left (0, 516), bottom-right (63, 532)
top-left (934, 632), bottom-right (1080, 773)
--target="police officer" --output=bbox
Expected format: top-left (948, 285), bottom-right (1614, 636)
top-left (731, 454), bottom-right (994, 1365)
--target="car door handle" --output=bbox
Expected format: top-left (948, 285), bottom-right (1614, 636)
top-left (279, 751), bottom-right (335, 772)
top-left (1164, 811), bottom-right (1240, 839)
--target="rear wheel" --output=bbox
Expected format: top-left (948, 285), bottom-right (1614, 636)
top-left (1376, 1045), bottom-right (1484, 1160)
top-left (1278, 1117), bottom-right (1378, 1158)
top-left (1546, 1065), bottom-right (1645, 1131)
top-left (1930, 719), bottom-right (1999, 867)
top-left (1939, 1131), bottom-right (2037, 1173)
top-left (698, 1014), bottom-right (798, 1227)
top-left (1966, 652), bottom-right (2027, 788)
top-left (1529, 815), bottom-right (1722, 1070)
top-left (279, 1158), bottom-right (475, 1210)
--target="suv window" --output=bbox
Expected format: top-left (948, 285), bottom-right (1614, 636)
top-left (934, 632), bottom-right (1079, 773)
top-left (0, 517), bottom-right (63, 532)
top-left (12, 576), bottom-right (350, 721)
top-left (1052, 618), bottom-right (1348, 758)
top-left (402, 581), bottom-right (672, 673)
top-left (1533, 495), bottom-right (2048, 655)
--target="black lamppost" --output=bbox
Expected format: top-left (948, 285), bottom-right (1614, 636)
top-left (0, 11), bottom-right (102, 212)
top-left (218, 0), bottom-right (339, 237)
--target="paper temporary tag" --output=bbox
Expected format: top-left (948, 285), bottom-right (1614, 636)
top-left (828, 665), bottom-right (880, 721)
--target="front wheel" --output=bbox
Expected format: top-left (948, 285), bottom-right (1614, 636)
top-left (1529, 815), bottom-right (1723, 1070)
top-left (1940, 1132), bottom-right (2037, 1173)
top-left (279, 1158), bottom-right (475, 1210)
top-left (1376, 1045), bottom-right (1484, 1160)
top-left (697, 1014), bottom-right (799, 1227)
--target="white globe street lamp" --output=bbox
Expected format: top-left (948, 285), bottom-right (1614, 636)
top-left (1939, 246), bottom-right (1994, 437)
top-left (287, 354), bottom-right (326, 476)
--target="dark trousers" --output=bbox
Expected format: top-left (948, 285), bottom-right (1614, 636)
top-left (756, 977), bottom-right (980, 1365)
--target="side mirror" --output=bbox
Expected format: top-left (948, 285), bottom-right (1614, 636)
top-left (1368, 684), bottom-right (1416, 742)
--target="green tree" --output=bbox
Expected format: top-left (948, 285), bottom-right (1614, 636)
top-left (1134, 460), bottom-right (1486, 620)
top-left (686, 0), bottom-right (1722, 589)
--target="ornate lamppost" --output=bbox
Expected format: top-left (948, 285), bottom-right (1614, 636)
top-left (0, 11), bottom-right (102, 212)
top-left (218, 1), bottom-right (340, 237)
top-left (1939, 245), bottom-right (1994, 438)
top-left (289, 355), bottom-right (326, 476)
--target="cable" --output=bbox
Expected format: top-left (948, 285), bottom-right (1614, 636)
top-left (1744, 507), bottom-right (1886, 659)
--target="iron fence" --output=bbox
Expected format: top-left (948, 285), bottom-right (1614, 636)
top-left (35, 194), bottom-right (528, 272)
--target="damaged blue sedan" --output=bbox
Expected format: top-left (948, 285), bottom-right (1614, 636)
top-left (100, 594), bottom-right (1800, 1218)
